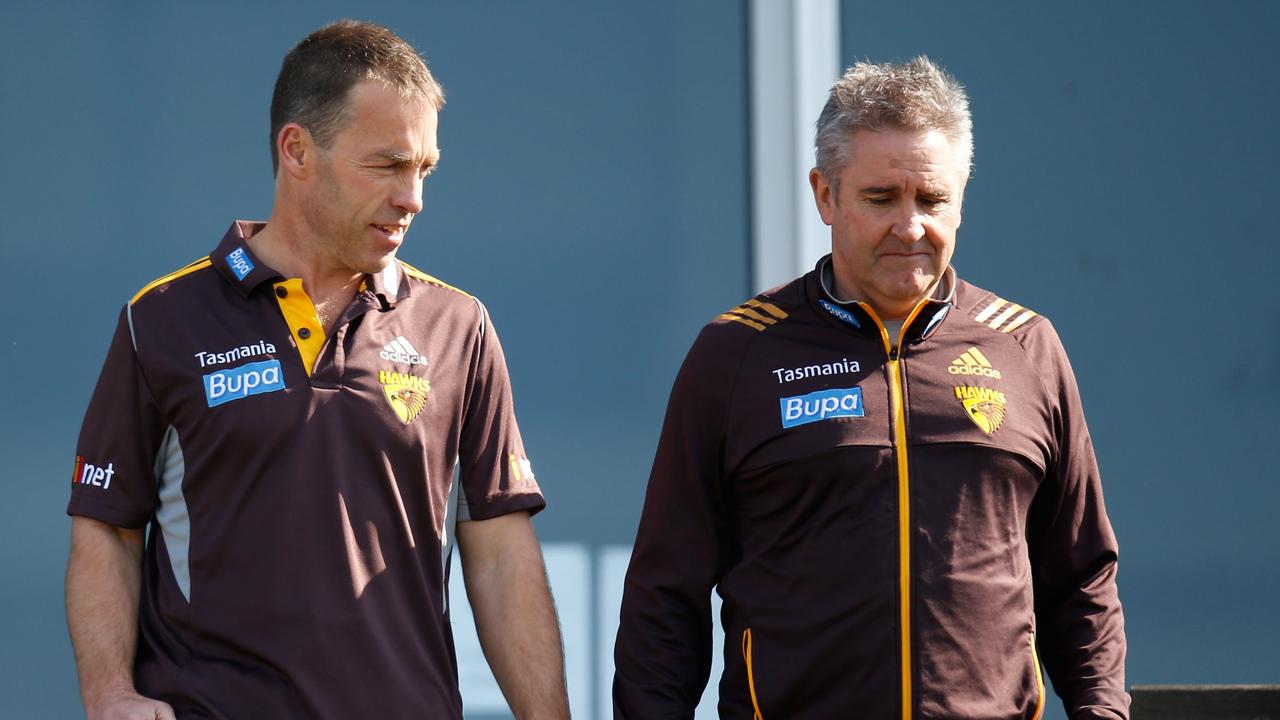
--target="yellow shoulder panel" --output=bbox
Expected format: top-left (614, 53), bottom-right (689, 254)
top-left (399, 261), bottom-right (472, 298)
top-left (130, 256), bottom-right (213, 305)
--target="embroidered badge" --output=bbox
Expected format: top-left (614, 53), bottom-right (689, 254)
top-left (954, 385), bottom-right (1007, 435)
top-left (379, 370), bottom-right (430, 424)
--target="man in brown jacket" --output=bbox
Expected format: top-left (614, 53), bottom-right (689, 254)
top-left (614, 56), bottom-right (1128, 719)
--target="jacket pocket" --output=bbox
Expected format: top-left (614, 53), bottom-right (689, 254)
top-left (741, 628), bottom-right (764, 720)
top-left (1028, 633), bottom-right (1045, 720)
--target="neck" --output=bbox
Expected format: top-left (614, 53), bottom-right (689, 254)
top-left (824, 270), bottom-right (934, 323)
top-left (249, 210), bottom-right (363, 309)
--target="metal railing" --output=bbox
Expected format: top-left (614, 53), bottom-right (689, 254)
top-left (1131, 685), bottom-right (1280, 719)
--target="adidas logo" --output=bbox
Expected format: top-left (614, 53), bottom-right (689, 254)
top-left (948, 347), bottom-right (1001, 379)
top-left (380, 336), bottom-right (429, 366)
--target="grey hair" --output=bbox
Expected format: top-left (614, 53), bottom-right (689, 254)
top-left (815, 56), bottom-right (972, 193)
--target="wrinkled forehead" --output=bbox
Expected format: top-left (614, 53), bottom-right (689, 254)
top-left (848, 128), bottom-right (968, 177)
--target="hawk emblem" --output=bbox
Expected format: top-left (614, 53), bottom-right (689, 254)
top-left (962, 396), bottom-right (1006, 435)
top-left (378, 370), bottom-right (431, 424)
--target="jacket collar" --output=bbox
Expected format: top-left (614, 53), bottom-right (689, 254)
top-left (810, 254), bottom-right (954, 350)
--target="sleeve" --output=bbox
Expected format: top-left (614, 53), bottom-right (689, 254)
top-left (613, 326), bottom-right (735, 719)
top-left (456, 300), bottom-right (545, 521)
top-left (67, 306), bottom-right (166, 528)
top-left (1023, 319), bottom-right (1130, 719)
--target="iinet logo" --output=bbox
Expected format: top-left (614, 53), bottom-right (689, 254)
top-left (72, 455), bottom-right (116, 491)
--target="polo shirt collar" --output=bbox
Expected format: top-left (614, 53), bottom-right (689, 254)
top-left (211, 220), bottom-right (410, 308)
top-left (363, 261), bottom-right (411, 309)
top-left (212, 220), bottom-right (280, 298)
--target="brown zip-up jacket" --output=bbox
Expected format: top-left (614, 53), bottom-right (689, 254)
top-left (614, 258), bottom-right (1127, 719)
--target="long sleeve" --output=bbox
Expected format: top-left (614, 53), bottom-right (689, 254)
top-left (613, 327), bottom-right (737, 719)
top-left (1024, 319), bottom-right (1129, 719)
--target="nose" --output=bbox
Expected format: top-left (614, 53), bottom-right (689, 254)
top-left (890, 205), bottom-right (926, 243)
top-left (392, 174), bottom-right (424, 215)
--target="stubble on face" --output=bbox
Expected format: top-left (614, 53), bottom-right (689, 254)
top-left (296, 81), bottom-right (440, 279)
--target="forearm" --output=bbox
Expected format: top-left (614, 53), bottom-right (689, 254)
top-left (459, 516), bottom-right (569, 719)
top-left (66, 516), bottom-right (145, 709)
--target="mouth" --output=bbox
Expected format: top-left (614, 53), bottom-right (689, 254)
top-left (371, 224), bottom-right (408, 242)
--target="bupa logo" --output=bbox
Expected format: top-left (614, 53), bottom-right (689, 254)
top-left (226, 247), bottom-right (255, 281)
top-left (72, 455), bottom-right (116, 491)
top-left (203, 359), bottom-right (285, 407)
top-left (780, 387), bottom-right (865, 428)
top-left (819, 299), bottom-right (860, 329)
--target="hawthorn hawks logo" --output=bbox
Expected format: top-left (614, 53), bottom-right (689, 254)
top-left (379, 370), bottom-right (431, 424)
top-left (954, 385), bottom-right (1007, 435)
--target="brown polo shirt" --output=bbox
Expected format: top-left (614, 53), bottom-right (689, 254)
top-left (68, 220), bottom-right (544, 719)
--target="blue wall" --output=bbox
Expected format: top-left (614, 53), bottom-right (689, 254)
top-left (841, 1), bottom-right (1280, 717)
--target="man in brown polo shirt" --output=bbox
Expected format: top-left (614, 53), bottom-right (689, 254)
top-left (65, 21), bottom-right (570, 719)
top-left (614, 57), bottom-right (1128, 718)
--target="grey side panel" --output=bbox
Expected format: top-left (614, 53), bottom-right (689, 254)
top-left (441, 456), bottom-right (462, 613)
top-left (126, 303), bottom-right (137, 351)
top-left (153, 425), bottom-right (192, 602)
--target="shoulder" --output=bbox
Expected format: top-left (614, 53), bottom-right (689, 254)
top-left (705, 274), bottom-right (806, 340)
top-left (952, 277), bottom-right (1073, 378)
top-left (954, 278), bottom-right (1049, 338)
top-left (128, 255), bottom-right (217, 308)
top-left (680, 276), bottom-right (807, 385)
top-left (399, 260), bottom-right (474, 300)
top-left (397, 260), bottom-right (490, 328)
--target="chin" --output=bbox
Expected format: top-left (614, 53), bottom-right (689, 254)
top-left (363, 252), bottom-right (398, 274)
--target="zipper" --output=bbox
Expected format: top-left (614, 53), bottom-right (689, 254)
top-left (741, 628), bottom-right (764, 720)
top-left (1029, 633), bottom-right (1045, 720)
top-left (863, 302), bottom-right (927, 720)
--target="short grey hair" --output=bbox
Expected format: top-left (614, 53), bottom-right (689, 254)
top-left (815, 56), bottom-right (972, 192)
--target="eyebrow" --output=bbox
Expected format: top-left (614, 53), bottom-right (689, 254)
top-left (373, 150), bottom-right (440, 166)
top-left (860, 184), bottom-right (951, 197)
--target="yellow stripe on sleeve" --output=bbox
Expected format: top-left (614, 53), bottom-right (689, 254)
top-left (720, 313), bottom-right (767, 331)
top-left (974, 298), bottom-right (1005, 323)
top-left (1002, 310), bottom-right (1037, 333)
top-left (730, 307), bottom-right (779, 325)
top-left (130, 257), bottom-right (212, 305)
top-left (399, 261), bottom-right (472, 297)
top-left (745, 298), bottom-right (788, 320)
top-left (987, 303), bottom-right (1023, 330)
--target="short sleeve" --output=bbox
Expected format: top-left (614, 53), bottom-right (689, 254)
top-left (456, 302), bottom-right (545, 521)
top-left (67, 306), bottom-right (166, 528)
